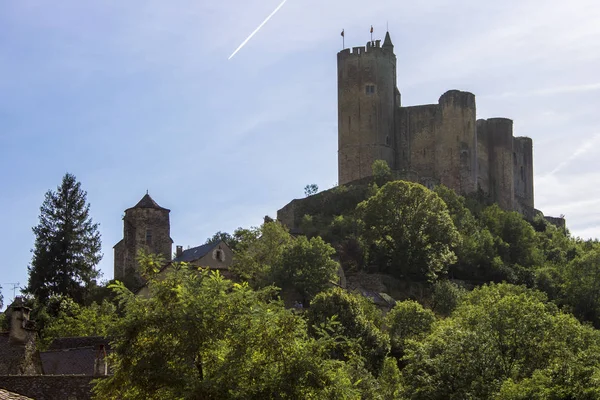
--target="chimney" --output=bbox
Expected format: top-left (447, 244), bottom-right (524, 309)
top-left (94, 344), bottom-right (108, 376)
top-left (176, 245), bottom-right (183, 258)
top-left (8, 297), bottom-right (32, 345)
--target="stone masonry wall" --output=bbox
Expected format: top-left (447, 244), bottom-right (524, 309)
top-left (338, 42), bottom-right (397, 185)
top-left (0, 375), bottom-right (103, 400)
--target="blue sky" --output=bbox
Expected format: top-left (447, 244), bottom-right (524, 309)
top-left (1, 0), bottom-right (600, 306)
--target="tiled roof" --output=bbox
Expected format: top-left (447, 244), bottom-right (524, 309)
top-left (173, 242), bottom-right (220, 263)
top-left (130, 194), bottom-right (169, 211)
top-left (0, 388), bottom-right (33, 400)
top-left (47, 336), bottom-right (110, 351)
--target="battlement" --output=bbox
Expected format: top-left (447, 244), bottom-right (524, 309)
top-left (338, 40), bottom-right (388, 59)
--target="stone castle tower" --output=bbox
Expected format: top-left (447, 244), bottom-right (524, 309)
top-left (337, 32), bottom-right (534, 215)
top-left (113, 194), bottom-right (172, 289)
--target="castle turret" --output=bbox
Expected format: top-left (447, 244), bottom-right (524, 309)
top-left (435, 90), bottom-right (478, 194)
top-left (113, 194), bottom-right (172, 290)
top-left (337, 33), bottom-right (398, 185)
top-left (513, 136), bottom-right (534, 216)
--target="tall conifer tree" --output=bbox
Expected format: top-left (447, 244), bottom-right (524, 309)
top-left (26, 173), bottom-right (102, 303)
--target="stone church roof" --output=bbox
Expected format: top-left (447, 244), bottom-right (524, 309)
top-left (128, 194), bottom-right (170, 212)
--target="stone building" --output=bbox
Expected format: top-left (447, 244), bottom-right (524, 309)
top-left (0, 299), bottom-right (108, 400)
top-left (113, 193), bottom-right (173, 290)
top-left (337, 32), bottom-right (534, 216)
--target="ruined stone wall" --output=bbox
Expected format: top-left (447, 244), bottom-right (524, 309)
top-left (476, 120), bottom-right (490, 194)
top-left (513, 136), bottom-right (534, 212)
top-left (115, 207), bottom-right (171, 289)
top-left (338, 42), bottom-right (397, 185)
top-left (482, 118), bottom-right (515, 211)
top-left (435, 91), bottom-right (477, 194)
top-left (0, 375), bottom-right (102, 400)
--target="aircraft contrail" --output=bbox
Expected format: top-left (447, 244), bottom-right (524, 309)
top-left (228, 0), bottom-right (288, 60)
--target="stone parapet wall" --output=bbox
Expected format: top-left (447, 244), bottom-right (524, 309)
top-left (0, 375), bottom-right (102, 400)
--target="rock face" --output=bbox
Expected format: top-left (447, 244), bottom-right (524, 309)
top-left (337, 32), bottom-right (534, 215)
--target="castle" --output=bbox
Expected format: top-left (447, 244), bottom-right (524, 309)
top-left (337, 32), bottom-right (534, 216)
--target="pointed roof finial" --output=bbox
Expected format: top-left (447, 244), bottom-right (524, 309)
top-left (383, 31), bottom-right (394, 52)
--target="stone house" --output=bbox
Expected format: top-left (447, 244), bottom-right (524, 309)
top-left (0, 299), bottom-right (109, 400)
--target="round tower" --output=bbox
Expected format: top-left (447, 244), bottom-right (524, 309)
top-left (435, 90), bottom-right (478, 195)
top-left (337, 32), bottom-right (398, 185)
top-left (113, 193), bottom-right (172, 290)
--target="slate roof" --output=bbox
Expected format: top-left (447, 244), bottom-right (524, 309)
top-left (126, 194), bottom-right (169, 212)
top-left (41, 337), bottom-right (111, 375)
top-left (40, 348), bottom-right (97, 375)
top-left (173, 242), bottom-right (220, 263)
top-left (0, 388), bottom-right (33, 400)
top-left (47, 336), bottom-right (110, 351)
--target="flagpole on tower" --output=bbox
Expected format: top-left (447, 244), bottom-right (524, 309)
top-left (370, 25), bottom-right (373, 42)
top-left (341, 29), bottom-right (345, 49)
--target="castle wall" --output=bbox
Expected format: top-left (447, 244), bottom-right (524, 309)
top-left (483, 118), bottom-right (514, 210)
top-left (435, 91), bottom-right (477, 194)
top-left (397, 104), bottom-right (438, 188)
top-left (513, 136), bottom-right (534, 215)
top-left (338, 42), bottom-right (397, 184)
top-left (476, 120), bottom-right (490, 194)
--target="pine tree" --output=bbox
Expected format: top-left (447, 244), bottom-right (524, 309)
top-left (26, 173), bottom-right (102, 303)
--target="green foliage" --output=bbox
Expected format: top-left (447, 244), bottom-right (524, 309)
top-left (401, 283), bottom-right (600, 399)
top-left (26, 173), bottom-right (102, 303)
top-left (304, 183), bottom-right (319, 197)
top-left (562, 248), bottom-right (600, 327)
top-left (430, 280), bottom-right (466, 317)
top-left (378, 357), bottom-right (403, 400)
top-left (385, 300), bottom-right (436, 363)
top-left (372, 160), bottom-right (392, 186)
top-left (357, 181), bottom-right (459, 281)
top-left (275, 235), bottom-right (339, 299)
top-left (232, 222), bottom-right (292, 288)
top-left (307, 288), bottom-right (390, 376)
top-left (93, 265), bottom-right (371, 400)
top-left (481, 205), bottom-right (542, 268)
top-left (40, 297), bottom-right (118, 349)
top-left (232, 221), bottom-right (339, 302)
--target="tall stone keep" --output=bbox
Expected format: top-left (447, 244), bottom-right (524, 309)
top-left (337, 32), bottom-right (398, 185)
top-left (113, 194), bottom-right (172, 290)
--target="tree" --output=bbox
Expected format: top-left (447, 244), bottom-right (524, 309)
top-left (0, 284), bottom-right (3, 311)
top-left (401, 283), bottom-right (600, 399)
top-left (562, 248), bottom-right (600, 327)
top-left (357, 181), bottom-right (459, 281)
top-left (304, 184), bottom-right (319, 197)
top-left (307, 288), bottom-right (390, 376)
top-left (385, 300), bottom-right (436, 361)
top-left (40, 297), bottom-right (119, 349)
top-left (93, 261), bottom-right (368, 400)
top-left (372, 160), bottom-right (392, 186)
top-left (274, 235), bottom-right (339, 299)
top-left (26, 173), bottom-right (102, 303)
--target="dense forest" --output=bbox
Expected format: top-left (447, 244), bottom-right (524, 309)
top-left (4, 167), bottom-right (600, 399)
